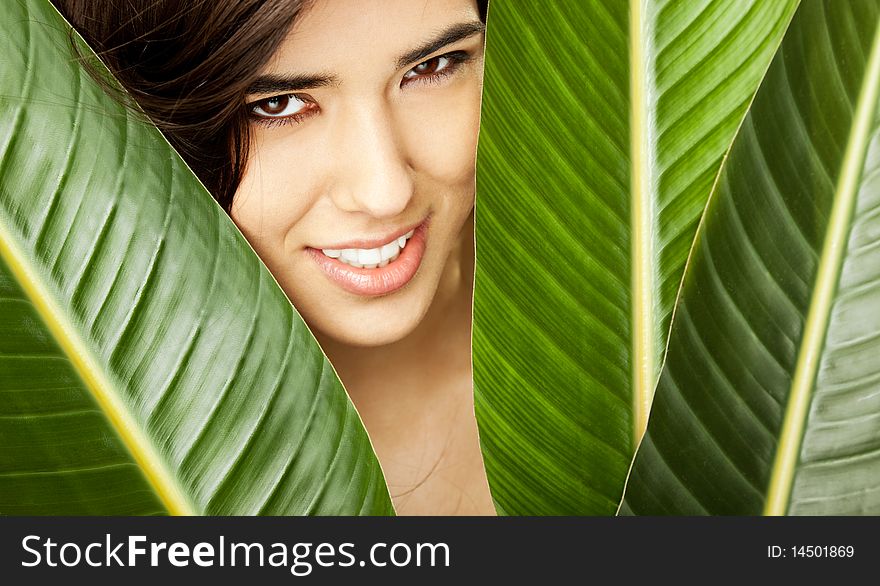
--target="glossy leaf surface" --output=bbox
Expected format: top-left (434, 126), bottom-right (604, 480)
top-left (0, 0), bottom-right (393, 515)
top-left (474, 0), bottom-right (799, 514)
top-left (622, 0), bottom-right (880, 515)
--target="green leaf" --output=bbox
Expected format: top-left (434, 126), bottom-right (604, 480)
top-left (0, 0), bottom-right (393, 515)
top-left (474, 0), bottom-right (799, 514)
top-left (621, 0), bottom-right (880, 515)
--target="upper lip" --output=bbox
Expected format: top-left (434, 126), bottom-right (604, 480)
top-left (310, 217), bottom-right (426, 250)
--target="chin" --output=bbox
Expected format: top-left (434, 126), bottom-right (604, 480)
top-left (303, 291), bottom-right (433, 349)
top-left (315, 322), bottom-right (416, 349)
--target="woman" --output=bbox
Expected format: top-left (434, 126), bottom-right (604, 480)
top-left (53, 0), bottom-right (492, 515)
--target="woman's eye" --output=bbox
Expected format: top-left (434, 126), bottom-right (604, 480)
top-left (403, 55), bottom-right (453, 82)
top-left (251, 94), bottom-right (311, 119)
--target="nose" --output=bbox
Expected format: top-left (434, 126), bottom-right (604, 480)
top-left (329, 100), bottom-right (414, 218)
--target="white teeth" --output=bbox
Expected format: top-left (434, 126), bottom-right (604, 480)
top-left (358, 248), bottom-right (382, 265)
top-left (380, 242), bottom-right (398, 261)
top-left (322, 228), bottom-right (416, 268)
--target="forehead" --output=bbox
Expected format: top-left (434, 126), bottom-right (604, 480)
top-left (264, 0), bottom-right (481, 74)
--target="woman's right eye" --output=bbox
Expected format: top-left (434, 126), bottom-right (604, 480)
top-left (250, 94), bottom-right (316, 123)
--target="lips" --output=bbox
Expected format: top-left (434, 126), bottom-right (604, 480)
top-left (307, 218), bottom-right (429, 296)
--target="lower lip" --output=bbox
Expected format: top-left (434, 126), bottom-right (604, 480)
top-left (307, 221), bottom-right (427, 296)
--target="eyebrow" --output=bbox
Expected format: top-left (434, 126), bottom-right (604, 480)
top-left (245, 72), bottom-right (338, 96)
top-left (245, 20), bottom-right (486, 97)
top-left (396, 21), bottom-right (486, 68)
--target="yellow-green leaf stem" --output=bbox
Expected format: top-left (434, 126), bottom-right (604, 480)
top-left (630, 0), bottom-right (659, 445)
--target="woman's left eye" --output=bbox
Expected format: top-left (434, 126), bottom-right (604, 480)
top-left (402, 54), bottom-right (462, 84)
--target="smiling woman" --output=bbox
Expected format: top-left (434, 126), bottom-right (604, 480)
top-left (52, 0), bottom-right (491, 515)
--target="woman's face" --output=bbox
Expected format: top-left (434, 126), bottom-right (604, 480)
top-left (230, 0), bottom-right (485, 347)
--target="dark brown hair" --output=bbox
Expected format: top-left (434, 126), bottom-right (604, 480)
top-left (51, 0), bottom-right (489, 212)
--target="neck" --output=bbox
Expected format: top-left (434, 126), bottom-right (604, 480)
top-left (313, 211), bottom-right (493, 515)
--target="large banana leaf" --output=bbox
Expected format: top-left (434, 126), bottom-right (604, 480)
top-left (474, 0), bottom-right (799, 514)
top-left (621, 0), bottom-right (880, 515)
top-left (0, 0), bottom-right (393, 514)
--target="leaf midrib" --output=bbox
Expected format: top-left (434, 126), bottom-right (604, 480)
top-left (630, 0), bottom-right (658, 447)
top-left (0, 215), bottom-right (193, 515)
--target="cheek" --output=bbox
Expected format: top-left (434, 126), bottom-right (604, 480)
top-left (402, 83), bottom-right (482, 187)
top-left (230, 134), bottom-right (323, 247)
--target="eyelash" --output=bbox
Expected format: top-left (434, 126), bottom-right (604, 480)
top-left (248, 96), bottom-right (317, 129)
top-left (247, 50), bottom-right (471, 129)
